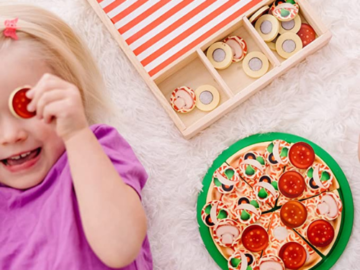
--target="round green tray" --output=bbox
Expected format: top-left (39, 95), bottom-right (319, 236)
top-left (197, 132), bottom-right (354, 270)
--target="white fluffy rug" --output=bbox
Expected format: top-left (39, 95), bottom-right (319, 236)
top-left (3, 0), bottom-right (360, 269)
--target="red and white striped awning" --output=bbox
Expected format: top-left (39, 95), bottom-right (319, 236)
top-left (97, 0), bottom-right (261, 77)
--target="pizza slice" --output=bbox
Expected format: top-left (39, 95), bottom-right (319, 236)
top-left (210, 213), bottom-right (274, 270)
top-left (277, 141), bottom-right (340, 206)
top-left (262, 211), bottom-right (322, 270)
top-left (293, 190), bottom-right (343, 256)
top-left (221, 176), bottom-right (272, 216)
top-left (276, 160), bottom-right (340, 206)
top-left (226, 143), bottom-right (280, 208)
top-left (230, 212), bottom-right (274, 268)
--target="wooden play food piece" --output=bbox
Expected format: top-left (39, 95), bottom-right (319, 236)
top-left (307, 219), bottom-right (335, 247)
top-left (170, 86), bottom-right (196, 113)
top-left (289, 142), bottom-right (315, 169)
top-left (249, 5), bottom-right (270, 23)
top-left (206, 42), bottom-right (233, 70)
top-left (9, 86), bottom-right (36, 119)
top-left (224, 36), bottom-right (248, 62)
top-left (278, 242), bottom-right (306, 269)
top-left (255, 15), bottom-right (280, 42)
top-left (278, 171), bottom-right (306, 198)
top-left (271, 1), bottom-right (300, 22)
top-left (195, 85), bottom-right (220, 112)
top-left (297, 23), bottom-right (316, 47)
top-left (258, 256), bottom-right (285, 270)
top-left (243, 51), bottom-right (269, 78)
top-left (280, 201), bottom-right (307, 228)
top-left (279, 15), bottom-right (301, 34)
top-left (276, 32), bottom-right (303, 59)
top-left (241, 224), bottom-right (269, 252)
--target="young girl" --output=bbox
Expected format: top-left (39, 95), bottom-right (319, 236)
top-left (0, 4), bottom-right (152, 270)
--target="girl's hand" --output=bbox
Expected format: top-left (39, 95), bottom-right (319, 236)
top-left (26, 73), bottom-right (88, 142)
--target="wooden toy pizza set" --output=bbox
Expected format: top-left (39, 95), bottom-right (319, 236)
top-left (197, 133), bottom-right (353, 270)
top-left (88, 0), bottom-right (332, 139)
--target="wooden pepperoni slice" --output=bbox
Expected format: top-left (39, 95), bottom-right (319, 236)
top-left (297, 23), bottom-right (316, 47)
top-left (278, 171), bottom-right (305, 198)
top-left (241, 224), bottom-right (269, 252)
top-left (280, 201), bottom-right (307, 228)
top-left (278, 242), bottom-right (307, 270)
top-left (9, 87), bottom-right (36, 119)
top-left (289, 142), bottom-right (315, 169)
top-left (307, 219), bottom-right (335, 247)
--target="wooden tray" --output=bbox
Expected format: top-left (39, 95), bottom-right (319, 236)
top-left (88, 0), bottom-right (331, 139)
top-left (196, 133), bottom-right (353, 270)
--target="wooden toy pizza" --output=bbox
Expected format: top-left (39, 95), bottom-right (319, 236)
top-left (197, 133), bottom-right (353, 270)
top-left (8, 86), bottom-right (36, 119)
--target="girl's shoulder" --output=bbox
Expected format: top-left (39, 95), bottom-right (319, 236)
top-left (90, 124), bottom-right (129, 149)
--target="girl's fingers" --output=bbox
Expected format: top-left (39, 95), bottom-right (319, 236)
top-left (27, 73), bottom-right (74, 112)
top-left (42, 99), bottom-right (67, 124)
top-left (36, 89), bottom-right (68, 120)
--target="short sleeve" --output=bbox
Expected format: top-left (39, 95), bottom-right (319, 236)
top-left (91, 124), bottom-right (148, 199)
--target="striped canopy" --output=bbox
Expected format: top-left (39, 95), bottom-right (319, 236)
top-left (97, 0), bottom-right (261, 77)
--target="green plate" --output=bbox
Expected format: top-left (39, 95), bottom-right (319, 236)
top-left (197, 132), bottom-right (354, 270)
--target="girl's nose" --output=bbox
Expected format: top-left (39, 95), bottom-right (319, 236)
top-left (0, 122), bottom-right (28, 145)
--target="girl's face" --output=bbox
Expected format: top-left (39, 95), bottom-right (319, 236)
top-left (0, 43), bottom-right (65, 189)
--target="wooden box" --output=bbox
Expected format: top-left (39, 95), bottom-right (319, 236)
top-left (88, 0), bottom-right (331, 139)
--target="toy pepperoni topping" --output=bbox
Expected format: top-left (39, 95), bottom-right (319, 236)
top-left (241, 224), bottom-right (269, 252)
top-left (9, 87), bottom-right (36, 119)
top-left (278, 242), bottom-right (307, 269)
top-left (278, 171), bottom-right (305, 198)
top-left (297, 23), bottom-right (316, 47)
top-left (280, 201), bottom-right (307, 228)
top-left (289, 142), bottom-right (315, 169)
top-left (307, 219), bottom-right (335, 247)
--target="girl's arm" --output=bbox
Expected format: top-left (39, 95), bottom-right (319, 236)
top-left (27, 74), bottom-right (147, 268)
top-left (65, 128), bottom-right (147, 268)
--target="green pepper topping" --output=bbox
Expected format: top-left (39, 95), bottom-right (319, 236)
top-left (245, 165), bottom-right (255, 176)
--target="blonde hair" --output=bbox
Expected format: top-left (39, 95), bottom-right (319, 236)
top-left (0, 4), bottom-right (111, 124)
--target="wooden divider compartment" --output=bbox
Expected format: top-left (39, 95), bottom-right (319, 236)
top-left (156, 51), bottom-right (232, 128)
top-left (200, 18), bottom-right (278, 95)
top-left (88, 0), bottom-right (331, 139)
top-left (247, 0), bottom-right (328, 63)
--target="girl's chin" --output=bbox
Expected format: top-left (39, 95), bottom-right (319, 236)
top-left (2, 173), bottom-right (46, 190)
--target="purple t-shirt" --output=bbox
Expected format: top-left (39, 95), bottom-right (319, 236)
top-left (0, 124), bottom-right (152, 270)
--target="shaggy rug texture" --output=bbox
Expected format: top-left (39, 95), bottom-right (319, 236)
top-left (2, 0), bottom-right (360, 269)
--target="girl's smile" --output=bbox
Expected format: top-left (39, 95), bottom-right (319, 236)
top-left (1, 147), bottom-right (42, 173)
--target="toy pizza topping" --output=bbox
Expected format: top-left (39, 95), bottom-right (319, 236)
top-left (259, 256), bottom-right (285, 270)
top-left (224, 36), bottom-right (248, 62)
top-left (215, 171), bottom-right (236, 186)
top-left (170, 86), bottom-right (196, 113)
top-left (228, 251), bottom-right (248, 270)
top-left (201, 201), bottom-right (228, 227)
top-left (255, 182), bottom-right (277, 199)
top-left (278, 242), bottom-right (307, 269)
top-left (288, 142), bottom-right (315, 169)
top-left (307, 219), bottom-right (335, 247)
top-left (280, 201), bottom-right (307, 228)
top-left (278, 171), bottom-right (305, 198)
top-left (305, 164), bottom-right (333, 191)
top-left (213, 165), bottom-right (240, 194)
top-left (216, 224), bottom-right (241, 245)
top-left (297, 23), bottom-right (316, 47)
top-left (241, 225), bottom-right (269, 252)
top-left (9, 87), bottom-right (36, 119)
top-left (316, 193), bottom-right (342, 220)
